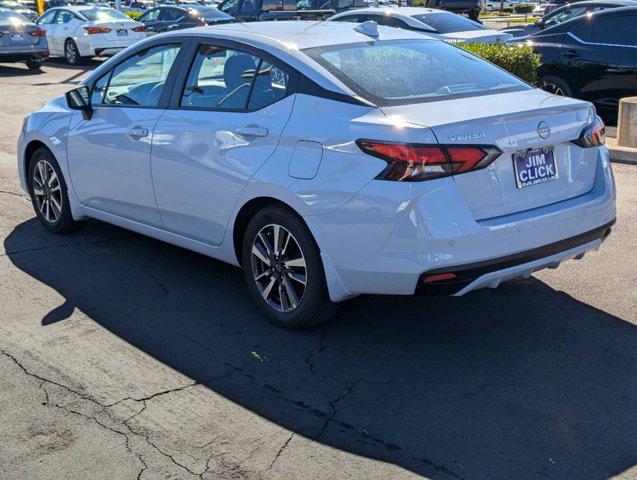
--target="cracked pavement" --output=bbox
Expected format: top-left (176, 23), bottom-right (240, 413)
top-left (1, 60), bottom-right (636, 480)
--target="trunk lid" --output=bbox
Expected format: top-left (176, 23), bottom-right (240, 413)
top-left (440, 29), bottom-right (513, 44)
top-left (381, 89), bottom-right (598, 220)
top-left (0, 22), bottom-right (40, 47)
top-left (91, 20), bottom-right (141, 41)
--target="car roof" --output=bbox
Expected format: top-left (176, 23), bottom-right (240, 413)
top-left (333, 6), bottom-right (448, 17)
top-left (176, 19), bottom-right (432, 49)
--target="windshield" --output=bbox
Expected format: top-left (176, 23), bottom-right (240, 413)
top-left (196, 7), bottom-right (232, 18)
top-left (0, 9), bottom-right (28, 23)
top-left (413, 12), bottom-right (487, 33)
top-left (303, 40), bottom-right (531, 106)
top-left (79, 7), bottom-right (131, 21)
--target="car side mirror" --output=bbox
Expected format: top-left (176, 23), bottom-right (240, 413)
top-left (65, 85), bottom-right (92, 120)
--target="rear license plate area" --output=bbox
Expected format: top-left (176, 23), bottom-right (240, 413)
top-left (117, 29), bottom-right (128, 36)
top-left (10, 34), bottom-right (25, 42)
top-left (513, 147), bottom-right (558, 188)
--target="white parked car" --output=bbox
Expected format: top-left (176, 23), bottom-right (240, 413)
top-left (35, 6), bottom-right (147, 64)
top-left (329, 7), bottom-right (513, 43)
top-left (18, 21), bottom-right (615, 328)
top-left (484, 0), bottom-right (524, 10)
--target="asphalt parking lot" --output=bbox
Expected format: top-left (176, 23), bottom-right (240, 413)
top-left (0, 59), bottom-right (635, 480)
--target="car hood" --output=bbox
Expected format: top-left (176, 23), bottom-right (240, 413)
top-left (440, 29), bottom-right (513, 44)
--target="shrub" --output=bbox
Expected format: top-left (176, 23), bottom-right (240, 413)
top-left (513, 3), bottom-right (534, 13)
top-left (124, 10), bottom-right (143, 20)
top-left (459, 42), bottom-right (541, 85)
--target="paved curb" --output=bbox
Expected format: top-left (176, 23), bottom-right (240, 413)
top-left (608, 146), bottom-right (637, 165)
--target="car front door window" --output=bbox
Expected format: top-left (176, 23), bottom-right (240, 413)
top-left (104, 44), bottom-right (181, 107)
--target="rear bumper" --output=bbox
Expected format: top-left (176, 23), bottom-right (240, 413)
top-left (417, 220), bottom-right (613, 295)
top-left (307, 148), bottom-right (617, 301)
top-left (0, 44), bottom-right (48, 62)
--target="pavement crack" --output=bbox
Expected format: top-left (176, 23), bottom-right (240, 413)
top-left (0, 189), bottom-right (29, 199)
top-left (314, 381), bottom-right (359, 440)
top-left (1, 349), bottom-right (200, 478)
top-left (262, 432), bottom-right (294, 475)
top-left (305, 327), bottom-right (327, 375)
top-left (1, 235), bottom-right (135, 257)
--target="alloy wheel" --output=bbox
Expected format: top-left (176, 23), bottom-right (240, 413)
top-left (251, 224), bottom-right (307, 312)
top-left (65, 42), bottom-right (77, 64)
top-left (541, 81), bottom-right (565, 96)
top-left (32, 159), bottom-right (62, 224)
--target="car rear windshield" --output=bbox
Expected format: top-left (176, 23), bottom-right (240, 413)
top-left (0, 9), bottom-right (28, 23)
top-left (413, 12), bottom-right (487, 33)
top-left (303, 39), bottom-right (531, 106)
top-left (197, 7), bottom-right (232, 19)
top-left (79, 7), bottom-right (131, 21)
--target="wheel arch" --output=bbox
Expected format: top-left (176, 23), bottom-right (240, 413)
top-left (23, 140), bottom-right (49, 185)
top-left (232, 196), bottom-right (305, 267)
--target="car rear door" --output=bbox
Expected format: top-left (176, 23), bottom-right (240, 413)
top-left (66, 41), bottom-right (188, 226)
top-left (150, 39), bottom-right (296, 245)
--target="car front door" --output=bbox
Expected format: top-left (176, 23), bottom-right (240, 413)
top-left (66, 42), bottom-right (187, 226)
top-left (49, 9), bottom-right (78, 53)
top-left (150, 40), bottom-right (296, 245)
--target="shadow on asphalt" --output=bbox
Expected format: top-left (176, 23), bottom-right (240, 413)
top-left (5, 218), bottom-right (636, 480)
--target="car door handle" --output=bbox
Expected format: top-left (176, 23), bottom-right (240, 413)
top-left (236, 126), bottom-right (269, 137)
top-left (126, 126), bottom-right (149, 139)
top-left (561, 49), bottom-right (578, 57)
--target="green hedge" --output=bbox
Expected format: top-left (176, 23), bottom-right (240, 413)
top-left (513, 3), bottom-right (534, 13)
top-left (123, 11), bottom-right (143, 20)
top-left (459, 42), bottom-right (541, 85)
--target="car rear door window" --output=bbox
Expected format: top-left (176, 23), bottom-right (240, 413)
top-left (103, 44), bottom-right (181, 107)
top-left (55, 10), bottom-right (74, 23)
top-left (160, 8), bottom-right (183, 20)
top-left (590, 15), bottom-right (637, 46)
top-left (181, 45), bottom-right (259, 110)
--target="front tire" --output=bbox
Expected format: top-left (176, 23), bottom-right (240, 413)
top-left (242, 205), bottom-right (339, 329)
top-left (27, 147), bottom-right (80, 234)
top-left (64, 39), bottom-right (83, 65)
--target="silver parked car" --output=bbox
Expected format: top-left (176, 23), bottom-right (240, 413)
top-left (0, 8), bottom-right (48, 69)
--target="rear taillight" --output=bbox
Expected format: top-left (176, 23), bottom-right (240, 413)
top-left (132, 25), bottom-right (147, 32)
top-left (196, 22), bottom-right (206, 27)
top-left (356, 140), bottom-right (502, 182)
top-left (83, 26), bottom-right (112, 34)
top-left (29, 29), bottom-right (47, 37)
top-left (572, 116), bottom-right (605, 148)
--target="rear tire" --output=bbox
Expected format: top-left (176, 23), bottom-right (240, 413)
top-left (27, 146), bottom-right (81, 234)
top-left (540, 75), bottom-right (573, 97)
top-left (64, 39), bottom-right (84, 65)
top-left (25, 58), bottom-right (42, 70)
top-left (242, 205), bottom-right (340, 329)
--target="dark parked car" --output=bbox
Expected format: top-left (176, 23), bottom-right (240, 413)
top-left (424, 0), bottom-right (484, 20)
top-left (513, 6), bottom-right (637, 114)
top-left (138, 5), bottom-right (232, 33)
top-left (503, 0), bottom-right (637, 37)
top-left (218, 0), bottom-right (364, 22)
top-left (0, 7), bottom-right (48, 69)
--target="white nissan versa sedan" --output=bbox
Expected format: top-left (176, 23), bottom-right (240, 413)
top-left (18, 21), bottom-right (616, 328)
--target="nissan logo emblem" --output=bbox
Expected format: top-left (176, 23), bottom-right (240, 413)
top-left (537, 121), bottom-right (551, 139)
